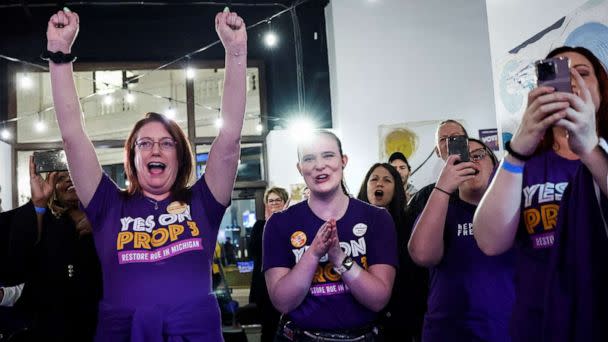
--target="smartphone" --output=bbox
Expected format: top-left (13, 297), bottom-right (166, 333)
top-left (535, 57), bottom-right (572, 93)
top-left (33, 150), bottom-right (68, 173)
top-left (447, 135), bottom-right (470, 162)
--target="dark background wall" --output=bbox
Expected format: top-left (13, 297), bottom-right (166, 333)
top-left (0, 0), bottom-right (331, 132)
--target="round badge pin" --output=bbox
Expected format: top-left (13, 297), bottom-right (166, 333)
top-left (167, 201), bottom-right (187, 214)
top-left (353, 223), bottom-right (367, 237)
top-left (291, 231), bottom-right (307, 248)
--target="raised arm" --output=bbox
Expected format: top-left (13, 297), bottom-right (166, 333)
top-left (474, 87), bottom-right (568, 255)
top-left (265, 222), bottom-right (333, 314)
top-left (47, 9), bottom-right (102, 207)
top-left (408, 156), bottom-right (475, 267)
top-left (205, 10), bottom-right (247, 206)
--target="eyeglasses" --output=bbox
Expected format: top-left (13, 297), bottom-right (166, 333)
top-left (267, 198), bottom-right (284, 204)
top-left (438, 134), bottom-right (464, 144)
top-left (470, 148), bottom-right (488, 162)
top-left (134, 138), bottom-right (177, 151)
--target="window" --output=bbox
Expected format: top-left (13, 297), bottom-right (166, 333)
top-left (193, 68), bottom-right (263, 137)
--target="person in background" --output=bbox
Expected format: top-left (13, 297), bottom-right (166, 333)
top-left (223, 237), bottom-right (237, 265)
top-left (357, 162), bottom-right (419, 341)
top-left (409, 138), bottom-right (513, 341)
top-left (301, 186), bottom-right (310, 201)
top-left (4, 158), bottom-right (101, 341)
top-left (249, 186), bottom-right (288, 342)
top-left (388, 152), bottom-right (417, 202)
top-left (474, 46), bottom-right (608, 341)
top-left (398, 119), bottom-right (469, 340)
top-left (212, 242), bottom-right (222, 290)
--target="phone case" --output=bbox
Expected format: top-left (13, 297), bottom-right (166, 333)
top-left (447, 136), bottom-right (470, 162)
top-left (536, 57), bottom-right (572, 93)
top-left (33, 150), bottom-right (69, 173)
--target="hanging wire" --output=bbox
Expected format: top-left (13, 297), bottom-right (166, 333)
top-left (0, 0), bottom-right (312, 125)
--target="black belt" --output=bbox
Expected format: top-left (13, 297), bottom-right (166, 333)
top-left (278, 319), bottom-right (380, 341)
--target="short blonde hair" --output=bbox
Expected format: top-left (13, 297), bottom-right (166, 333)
top-left (264, 187), bottom-right (289, 204)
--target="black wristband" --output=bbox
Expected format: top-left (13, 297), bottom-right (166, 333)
top-left (40, 50), bottom-right (77, 64)
top-left (505, 140), bottom-right (532, 162)
top-left (434, 186), bottom-right (452, 196)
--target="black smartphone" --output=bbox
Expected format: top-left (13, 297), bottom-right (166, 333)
top-left (447, 135), bottom-right (470, 162)
top-left (33, 150), bottom-right (68, 173)
top-left (535, 57), bottom-right (572, 93)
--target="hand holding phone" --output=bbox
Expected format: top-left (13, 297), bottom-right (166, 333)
top-left (447, 135), bottom-right (470, 162)
top-left (33, 150), bottom-right (68, 173)
top-left (29, 155), bottom-right (59, 207)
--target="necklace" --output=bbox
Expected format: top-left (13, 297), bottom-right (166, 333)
top-left (146, 197), bottom-right (159, 210)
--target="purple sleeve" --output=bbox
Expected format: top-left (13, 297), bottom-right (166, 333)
top-left (82, 173), bottom-right (121, 233)
top-left (262, 212), bottom-right (293, 271)
top-left (192, 174), bottom-right (228, 229)
top-left (366, 209), bottom-right (398, 267)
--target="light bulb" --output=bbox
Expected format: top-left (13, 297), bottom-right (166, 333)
top-left (264, 32), bottom-right (278, 48)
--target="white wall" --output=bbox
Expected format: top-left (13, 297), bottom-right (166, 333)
top-left (485, 0), bottom-right (587, 66)
top-left (267, 0), bottom-right (590, 194)
top-left (0, 141), bottom-right (12, 211)
top-left (266, 129), bottom-right (302, 191)
top-left (322, 0), bottom-right (498, 191)
top-left (484, 0), bottom-right (589, 141)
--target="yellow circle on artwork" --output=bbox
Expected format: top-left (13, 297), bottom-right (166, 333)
top-left (384, 128), bottom-right (418, 158)
top-left (291, 231), bottom-right (307, 248)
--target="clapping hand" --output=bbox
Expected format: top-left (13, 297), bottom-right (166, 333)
top-left (309, 220), bottom-right (335, 260)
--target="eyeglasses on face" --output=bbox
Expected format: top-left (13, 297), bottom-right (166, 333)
top-left (438, 134), bottom-right (465, 144)
top-left (469, 148), bottom-right (488, 162)
top-left (267, 198), bottom-right (284, 204)
top-left (134, 137), bottom-right (177, 151)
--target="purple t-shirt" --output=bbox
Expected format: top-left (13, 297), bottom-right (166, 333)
top-left (511, 149), bottom-right (580, 341)
top-left (262, 198), bottom-right (398, 330)
top-left (423, 197), bottom-right (515, 342)
top-left (84, 174), bottom-right (226, 331)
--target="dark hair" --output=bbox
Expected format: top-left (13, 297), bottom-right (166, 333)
top-left (124, 112), bottom-right (194, 201)
top-left (357, 163), bottom-right (406, 242)
top-left (297, 130), bottom-right (349, 195)
top-left (48, 171), bottom-right (77, 218)
top-left (468, 138), bottom-right (498, 167)
top-left (388, 152), bottom-right (411, 171)
top-left (537, 46), bottom-right (608, 152)
top-left (264, 187), bottom-right (289, 203)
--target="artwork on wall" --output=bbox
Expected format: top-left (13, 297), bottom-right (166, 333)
top-left (289, 183), bottom-right (307, 204)
top-left (479, 129), bottom-right (499, 151)
top-left (494, 0), bottom-right (608, 147)
top-left (379, 119), bottom-right (467, 189)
